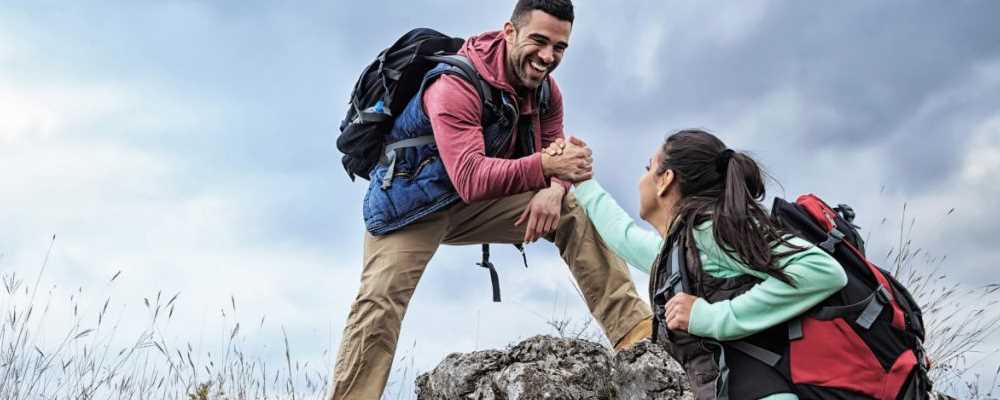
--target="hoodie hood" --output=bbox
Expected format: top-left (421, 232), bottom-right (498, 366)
top-left (459, 30), bottom-right (518, 95)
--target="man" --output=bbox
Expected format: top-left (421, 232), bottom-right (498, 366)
top-left (331, 1), bottom-right (652, 398)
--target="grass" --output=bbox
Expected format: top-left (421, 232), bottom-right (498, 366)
top-left (882, 204), bottom-right (1000, 398)
top-left (0, 236), bottom-right (332, 400)
top-left (4, 202), bottom-right (1000, 399)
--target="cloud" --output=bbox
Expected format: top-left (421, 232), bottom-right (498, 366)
top-left (2, 1), bottom-right (1000, 396)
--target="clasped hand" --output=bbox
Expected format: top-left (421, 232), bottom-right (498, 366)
top-left (514, 136), bottom-right (592, 243)
top-left (541, 136), bottom-right (593, 182)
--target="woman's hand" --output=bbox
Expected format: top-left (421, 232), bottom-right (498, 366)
top-left (544, 138), bottom-right (566, 156)
top-left (665, 293), bottom-right (699, 332)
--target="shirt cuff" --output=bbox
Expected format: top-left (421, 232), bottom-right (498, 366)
top-left (519, 152), bottom-right (549, 191)
top-left (571, 179), bottom-right (600, 200)
top-left (550, 176), bottom-right (573, 192)
top-left (688, 297), bottom-right (715, 337)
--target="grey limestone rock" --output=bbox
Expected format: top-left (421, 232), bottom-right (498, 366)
top-left (415, 335), bottom-right (691, 400)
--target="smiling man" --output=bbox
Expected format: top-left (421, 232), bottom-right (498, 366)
top-left (331, 1), bottom-right (653, 398)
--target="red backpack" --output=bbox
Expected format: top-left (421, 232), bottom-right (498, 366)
top-left (655, 194), bottom-right (933, 399)
top-left (753, 194), bottom-right (931, 399)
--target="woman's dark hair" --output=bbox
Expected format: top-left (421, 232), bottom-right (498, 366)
top-left (656, 129), bottom-right (803, 285)
top-left (511, 0), bottom-right (574, 28)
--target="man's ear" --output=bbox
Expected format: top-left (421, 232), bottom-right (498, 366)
top-left (503, 21), bottom-right (516, 44)
top-left (656, 169), bottom-right (674, 198)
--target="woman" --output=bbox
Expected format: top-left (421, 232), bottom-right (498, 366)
top-left (553, 129), bottom-right (848, 399)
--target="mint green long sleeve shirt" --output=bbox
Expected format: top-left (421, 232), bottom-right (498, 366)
top-left (573, 180), bottom-right (848, 400)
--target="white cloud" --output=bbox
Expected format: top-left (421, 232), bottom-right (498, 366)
top-left (704, 0), bottom-right (772, 46)
top-left (2, 2), bottom-right (999, 397)
top-left (0, 81), bottom-right (119, 144)
top-left (577, 1), bottom-right (771, 90)
top-left (961, 115), bottom-right (1000, 184)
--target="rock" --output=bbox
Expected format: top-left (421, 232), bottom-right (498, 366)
top-left (415, 335), bottom-right (959, 399)
top-left (613, 340), bottom-right (692, 400)
top-left (415, 335), bottom-right (692, 400)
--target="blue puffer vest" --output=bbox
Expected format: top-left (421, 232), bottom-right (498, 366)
top-left (363, 62), bottom-right (542, 235)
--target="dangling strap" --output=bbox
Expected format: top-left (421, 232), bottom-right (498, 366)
top-left (476, 244), bottom-right (501, 302)
top-left (514, 243), bottom-right (528, 269)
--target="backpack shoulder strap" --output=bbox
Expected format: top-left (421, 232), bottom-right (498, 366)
top-left (423, 54), bottom-right (497, 115)
top-left (379, 54), bottom-right (499, 190)
top-left (665, 230), bottom-right (695, 296)
top-left (538, 78), bottom-right (552, 116)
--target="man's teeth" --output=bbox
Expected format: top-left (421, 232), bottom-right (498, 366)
top-left (530, 61), bottom-right (547, 73)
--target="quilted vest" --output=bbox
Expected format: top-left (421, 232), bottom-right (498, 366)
top-left (362, 62), bottom-right (547, 235)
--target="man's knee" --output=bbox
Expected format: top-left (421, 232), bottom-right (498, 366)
top-left (559, 192), bottom-right (591, 229)
top-left (561, 191), bottom-right (579, 211)
top-left (352, 278), bottom-right (413, 327)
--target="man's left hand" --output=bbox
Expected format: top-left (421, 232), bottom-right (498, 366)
top-left (514, 184), bottom-right (565, 243)
top-left (665, 293), bottom-right (699, 332)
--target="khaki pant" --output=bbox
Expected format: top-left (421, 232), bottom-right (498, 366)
top-left (330, 191), bottom-right (652, 400)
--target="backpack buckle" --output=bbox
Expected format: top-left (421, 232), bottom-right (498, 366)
top-left (857, 286), bottom-right (892, 330)
top-left (835, 203), bottom-right (856, 223)
top-left (875, 285), bottom-right (892, 304)
top-left (818, 227), bottom-right (845, 253)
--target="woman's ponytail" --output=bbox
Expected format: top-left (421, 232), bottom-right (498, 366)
top-left (660, 130), bottom-right (802, 285)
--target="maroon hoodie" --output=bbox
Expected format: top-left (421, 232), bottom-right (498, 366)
top-left (422, 30), bottom-right (569, 203)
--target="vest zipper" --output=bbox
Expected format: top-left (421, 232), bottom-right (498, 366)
top-left (411, 155), bottom-right (437, 177)
top-left (394, 155), bottom-right (438, 180)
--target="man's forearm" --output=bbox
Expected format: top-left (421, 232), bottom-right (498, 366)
top-left (446, 152), bottom-right (549, 203)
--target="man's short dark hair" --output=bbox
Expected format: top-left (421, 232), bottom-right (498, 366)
top-left (511, 0), bottom-right (574, 28)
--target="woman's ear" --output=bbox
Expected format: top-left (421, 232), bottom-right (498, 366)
top-left (656, 169), bottom-right (674, 198)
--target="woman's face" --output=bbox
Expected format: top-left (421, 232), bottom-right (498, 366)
top-left (639, 148), bottom-right (665, 223)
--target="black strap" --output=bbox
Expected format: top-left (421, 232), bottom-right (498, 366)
top-left (477, 244), bottom-right (501, 302)
top-left (538, 78), bottom-right (552, 116)
top-left (813, 285), bottom-right (890, 330)
top-left (651, 238), bottom-right (684, 317)
top-left (673, 234), bottom-right (694, 294)
top-left (727, 341), bottom-right (782, 367)
top-left (657, 233), bottom-right (693, 344)
top-left (514, 243), bottom-right (528, 269)
top-left (382, 68), bottom-right (402, 81)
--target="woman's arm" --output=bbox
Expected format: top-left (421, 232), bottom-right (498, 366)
top-left (572, 180), bottom-right (662, 273)
top-left (687, 233), bottom-right (848, 341)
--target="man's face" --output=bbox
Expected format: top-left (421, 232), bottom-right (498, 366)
top-left (504, 10), bottom-right (571, 91)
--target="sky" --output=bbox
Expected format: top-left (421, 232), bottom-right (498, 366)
top-left (2, 0), bottom-right (1000, 397)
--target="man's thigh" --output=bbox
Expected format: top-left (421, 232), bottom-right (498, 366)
top-left (442, 191), bottom-right (535, 245)
top-left (359, 210), bottom-right (449, 295)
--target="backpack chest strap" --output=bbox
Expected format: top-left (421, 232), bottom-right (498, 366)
top-left (380, 135), bottom-right (436, 189)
